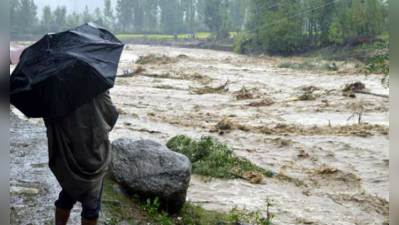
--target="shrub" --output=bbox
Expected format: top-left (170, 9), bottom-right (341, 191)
top-left (167, 135), bottom-right (272, 179)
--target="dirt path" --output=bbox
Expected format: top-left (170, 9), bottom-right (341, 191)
top-left (10, 112), bottom-right (84, 224)
top-left (10, 45), bottom-right (389, 225)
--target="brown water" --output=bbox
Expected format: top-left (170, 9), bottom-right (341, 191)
top-left (11, 45), bottom-right (389, 225)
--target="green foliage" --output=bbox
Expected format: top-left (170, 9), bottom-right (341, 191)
top-left (242, 0), bottom-right (388, 54)
top-left (203, 0), bottom-right (230, 40)
top-left (167, 135), bottom-right (272, 179)
top-left (141, 197), bottom-right (174, 225)
top-left (233, 34), bottom-right (256, 54)
top-left (378, 33), bottom-right (389, 42)
top-left (104, 216), bottom-right (121, 225)
top-left (103, 0), bottom-right (115, 29)
top-left (365, 53), bottom-right (389, 88)
top-left (328, 22), bottom-right (344, 44)
top-left (257, 0), bottom-right (304, 53)
top-left (11, 0), bottom-right (38, 36)
top-left (229, 200), bottom-right (275, 225)
top-left (53, 6), bottom-right (67, 31)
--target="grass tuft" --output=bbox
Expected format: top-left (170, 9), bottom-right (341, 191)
top-left (167, 135), bottom-right (273, 180)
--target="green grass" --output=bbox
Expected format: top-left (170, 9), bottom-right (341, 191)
top-left (102, 176), bottom-right (236, 225)
top-left (103, 176), bottom-right (275, 225)
top-left (166, 135), bottom-right (273, 180)
top-left (378, 32), bottom-right (389, 42)
top-left (356, 42), bottom-right (389, 51)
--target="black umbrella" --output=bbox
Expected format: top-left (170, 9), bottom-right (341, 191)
top-left (10, 23), bottom-right (124, 118)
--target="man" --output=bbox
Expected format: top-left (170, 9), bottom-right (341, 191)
top-left (44, 91), bottom-right (119, 225)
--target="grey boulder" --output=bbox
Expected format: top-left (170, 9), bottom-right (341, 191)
top-left (109, 138), bottom-right (191, 213)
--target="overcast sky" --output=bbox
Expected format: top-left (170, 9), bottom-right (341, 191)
top-left (35, 0), bottom-right (117, 17)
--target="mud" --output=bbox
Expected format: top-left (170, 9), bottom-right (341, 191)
top-left (10, 45), bottom-right (389, 224)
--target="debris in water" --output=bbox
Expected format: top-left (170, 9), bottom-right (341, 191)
top-left (298, 147), bottom-right (309, 158)
top-left (285, 90), bottom-right (335, 102)
top-left (343, 91), bottom-right (357, 98)
top-left (216, 117), bottom-right (236, 130)
top-left (177, 54), bottom-right (189, 59)
top-left (233, 86), bottom-right (263, 101)
top-left (343, 81), bottom-right (366, 92)
top-left (242, 171), bottom-right (264, 184)
top-left (348, 101), bottom-right (365, 124)
top-left (134, 66), bottom-right (146, 74)
top-left (301, 85), bottom-right (321, 92)
top-left (248, 98), bottom-right (274, 107)
top-left (136, 54), bottom-right (176, 65)
top-left (317, 165), bottom-right (339, 174)
top-left (155, 85), bottom-right (185, 90)
top-left (118, 108), bottom-right (127, 114)
top-left (191, 73), bottom-right (213, 85)
top-left (191, 81), bottom-right (230, 95)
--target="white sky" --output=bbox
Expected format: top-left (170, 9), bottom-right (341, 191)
top-left (34, 0), bottom-right (118, 17)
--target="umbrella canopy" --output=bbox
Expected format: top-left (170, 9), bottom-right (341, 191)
top-left (10, 23), bottom-right (124, 118)
top-left (10, 46), bottom-right (26, 65)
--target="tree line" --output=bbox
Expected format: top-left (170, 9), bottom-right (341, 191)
top-left (239, 0), bottom-right (389, 53)
top-left (11, 0), bottom-right (388, 53)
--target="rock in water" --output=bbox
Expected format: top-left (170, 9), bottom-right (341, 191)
top-left (110, 138), bottom-right (191, 213)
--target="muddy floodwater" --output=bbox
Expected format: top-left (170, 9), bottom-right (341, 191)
top-left (10, 45), bottom-right (389, 225)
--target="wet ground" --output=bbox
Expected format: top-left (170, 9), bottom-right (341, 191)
top-left (10, 45), bottom-right (389, 225)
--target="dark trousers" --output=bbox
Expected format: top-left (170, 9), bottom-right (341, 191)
top-left (55, 181), bottom-right (104, 220)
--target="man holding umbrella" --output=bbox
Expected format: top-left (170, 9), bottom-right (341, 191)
top-left (10, 23), bottom-right (124, 225)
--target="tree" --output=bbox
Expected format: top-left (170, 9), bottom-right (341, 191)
top-left (143, 0), bottom-right (158, 32)
top-left (203, 0), bottom-right (230, 39)
top-left (328, 21), bottom-right (344, 44)
top-left (116, 0), bottom-right (134, 33)
top-left (94, 7), bottom-right (103, 21)
top-left (66, 12), bottom-right (81, 29)
top-left (82, 5), bottom-right (94, 24)
top-left (184, 0), bottom-right (197, 32)
top-left (318, 0), bottom-right (336, 43)
top-left (365, 53), bottom-right (389, 88)
top-left (132, 0), bottom-right (144, 32)
top-left (54, 6), bottom-right (67, 32)
top-left (364, 0), bottom-right (383, 36)
top-left (10, 0), bottom-right (22, 37)
top-left (159, 0), bottom-right (180, 34)
top-left (41, 5), bottom-right (54, 33)
top-left (19, 0), bottom-right (38, 34)
top-left (103, 0), bottom-right (115, 30)
top-left (258, 0), bottom-right (304, 53)
top-left (229, 0), bottom-right (244, 32)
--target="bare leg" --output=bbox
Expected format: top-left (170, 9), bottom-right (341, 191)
top-left (81, 218), bottom-right (98, 225)
top-left (55, 208), bottom-right (71, 225)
